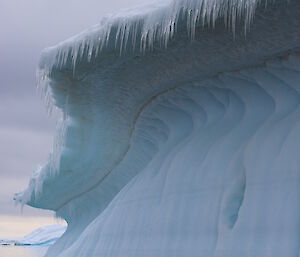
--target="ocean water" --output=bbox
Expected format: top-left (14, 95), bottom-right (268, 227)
top-left (0, 246), bottom-right (48, 257)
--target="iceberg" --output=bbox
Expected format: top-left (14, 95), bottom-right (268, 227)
top-left (0, 224), bottom-right (66, 246)
top-left (15, 0), bottom-right (300, 256)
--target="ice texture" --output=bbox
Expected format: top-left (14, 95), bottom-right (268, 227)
top-left (15, 0), bottom-right (300, 256)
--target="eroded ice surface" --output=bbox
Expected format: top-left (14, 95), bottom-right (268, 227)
top-left (15, 0), bottom-right (300, 256)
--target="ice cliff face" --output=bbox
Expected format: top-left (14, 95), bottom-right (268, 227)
top-left (15, 0), bottom-right (300, 256)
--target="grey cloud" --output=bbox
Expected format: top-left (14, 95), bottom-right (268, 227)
top-left (0, 95), bottom-right (57, 132)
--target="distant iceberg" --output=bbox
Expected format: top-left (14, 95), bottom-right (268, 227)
top-left (0, 224), bottom-right (66, 246)
top-left (15, 0), bottom-right (300, 256)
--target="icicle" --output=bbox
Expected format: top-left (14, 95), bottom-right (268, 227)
top-left (36, 0), bottom-right (265, 110)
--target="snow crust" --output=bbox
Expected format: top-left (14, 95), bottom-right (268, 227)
top-left (37, 0), bottom-right (265, 110)
top-left (15, 0), bottom-right (300, 256)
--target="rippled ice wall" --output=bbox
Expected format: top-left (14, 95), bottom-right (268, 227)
top-left (15, 0), bottom-right (300, 256)
top-left (52, 54), bottom-right (300, 257)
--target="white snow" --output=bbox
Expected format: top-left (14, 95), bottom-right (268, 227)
top-left (14, 0), bottom-right (300, 256)
top-left (36, 0), bottom-right (272, 110)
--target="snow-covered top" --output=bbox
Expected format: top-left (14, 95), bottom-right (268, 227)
top-left (37, 0), bottom-right (264, 107)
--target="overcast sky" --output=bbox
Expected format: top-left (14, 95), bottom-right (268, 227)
top-left (0, 0), bottom-right (149, 227)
